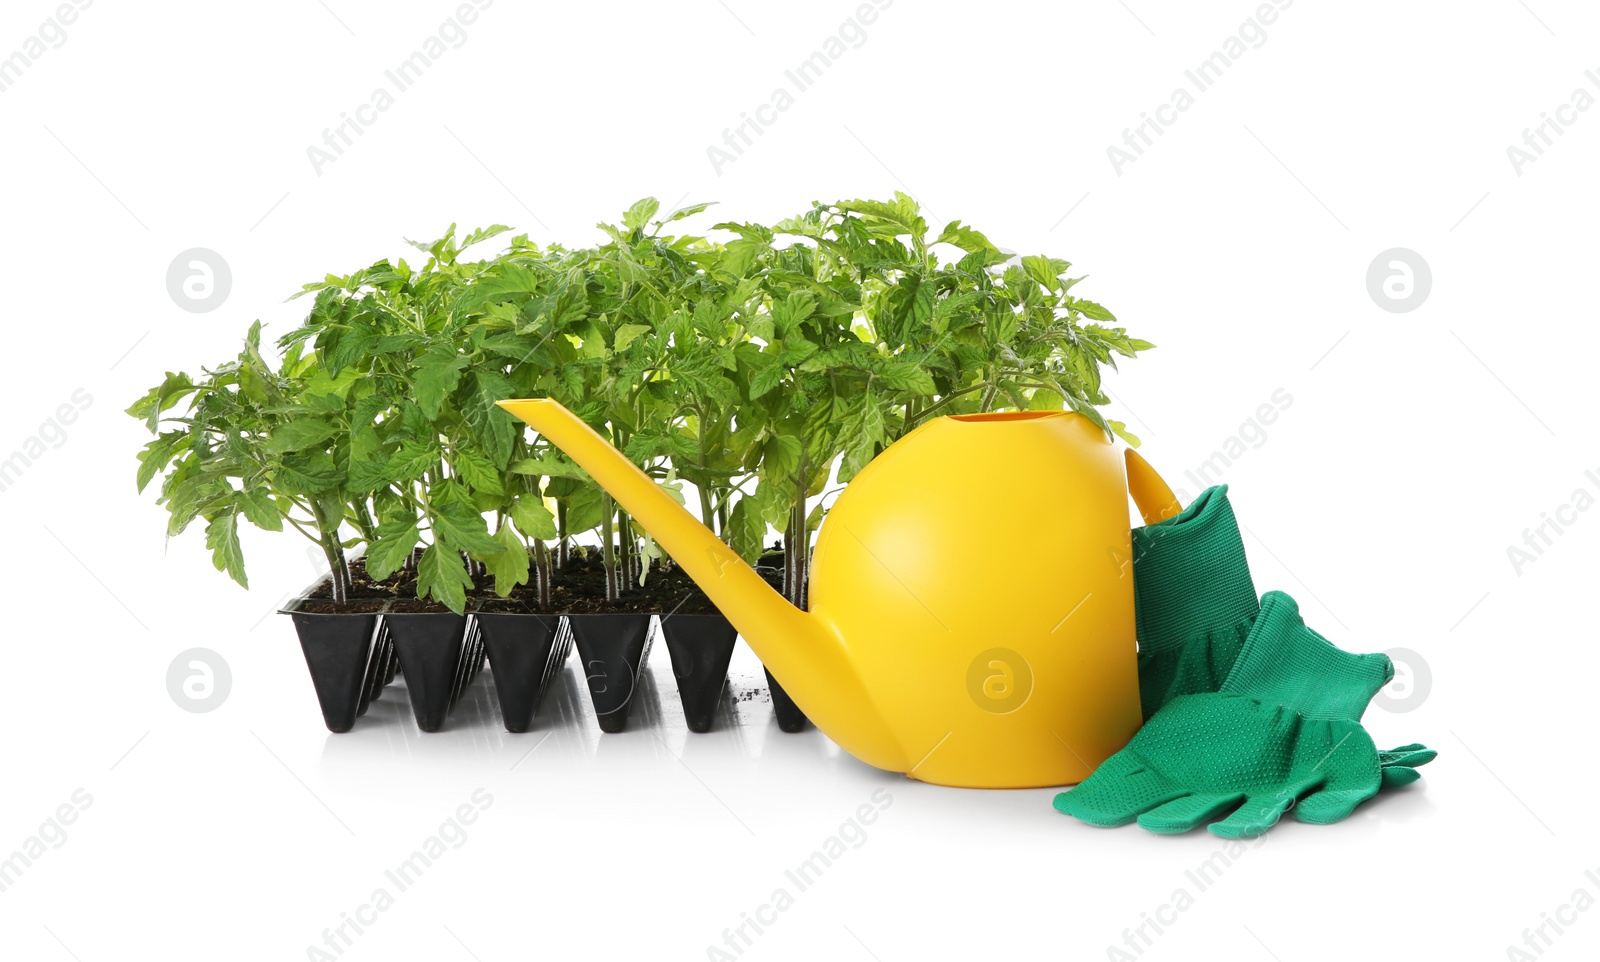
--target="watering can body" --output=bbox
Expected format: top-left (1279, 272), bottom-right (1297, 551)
top-left (498, 400), bottom-right (1181, 789)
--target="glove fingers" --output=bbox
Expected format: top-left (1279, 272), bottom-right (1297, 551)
top-left (1052, 787), bottom-right (1140, 827)
top-left (1378, 742), bottom-right (1425, 759)
top-left (1053, 781), bottom-right (1183, 827)
top-left (1054, 761), bottom-right (1186, 828)
top-left (1207, 791), bottom-right (1299, 839)
top-left (1136, 792), bottom-right (1244, 835)
top-left (1293, 784), bottom-right (1378, 825)
top-left (1380, 765), bottom-right (1424, 789)
top-left (1379, 744), bottom-right (1437, 770)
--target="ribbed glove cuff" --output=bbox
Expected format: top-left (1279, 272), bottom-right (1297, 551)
top-left (1132, 485), bottom-right (1259, 656)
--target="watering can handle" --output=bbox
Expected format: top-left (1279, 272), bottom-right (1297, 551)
top-left (1125, 449), bottom-right (1183, 525)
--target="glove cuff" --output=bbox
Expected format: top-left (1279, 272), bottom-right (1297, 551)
top-left (1132, 485), bottom-right (1258, 655)
top-left (1222, 591), bottom-right (1394, 722)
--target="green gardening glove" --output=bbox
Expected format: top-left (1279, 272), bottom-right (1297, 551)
top-left (1380, 743), bottom-right (1439, 788)
top-left (1055, 591), bottom-right (1434, 837)
top-left (1133, 485), bottom-right (1259, 719)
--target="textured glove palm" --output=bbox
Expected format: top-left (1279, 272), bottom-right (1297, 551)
top-left (1055, 592), bottom-right (1434, 837)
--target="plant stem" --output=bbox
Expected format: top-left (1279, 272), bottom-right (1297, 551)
top-left (556, 499), bottom-right (569, 568)
top-left (533, 539), bottom-right (552, 609)
top-left (904, 383), bottom-right (988, 428)
top-left (699, 485), bottom-right (717, 537)
top-left (600, 492), bottom-right (618, 603)
top-left (319, 535), bottom-right (349, 604)
top-left (308, 499), bottom-right (351, 604)
top-left (352, 501), bottom-right (377, 542)
top-left (617, 506), bottom-right (634, 592)
top-left (783, 449), bottom-right (809, 609)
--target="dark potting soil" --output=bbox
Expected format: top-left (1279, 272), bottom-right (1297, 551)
top-left (547, 553), bottom-right (781, 615)
top-left (297, 548), bottom-right (791, 617)
top-left (305, 560), bottom-right (406, 601)
top-left (388, 599), bottom-right (459, 614)
top-left (491, 550), bottom-right (786, 615)
top-left (297, 599), bottom-right (389, 614)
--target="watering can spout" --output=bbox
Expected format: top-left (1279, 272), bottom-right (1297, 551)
top-left (496, 399), bottom-right (902, 766)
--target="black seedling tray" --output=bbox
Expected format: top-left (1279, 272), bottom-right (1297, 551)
top-left (385, 611), bottom-right (486, 733)
top-left (287, 609), bottom-right (386, 733)
top-left (765, 668), bottom-right (808, 733)
top-left (660, 613), bottom-right (739, 734)
top-left (476, 612), bottom-right (573, 733)
top-left (281, 578), bottom-right (809, 736)
top-left (282, 581), bottom-right (399, 733)
top-left (567, 613), bottom-right (656, 733)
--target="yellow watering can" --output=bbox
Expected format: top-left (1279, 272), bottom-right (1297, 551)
top-left (497, 399), bottom-right (1182, 788)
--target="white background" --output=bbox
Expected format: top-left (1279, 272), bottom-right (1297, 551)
top-left (1, 0), bottom-right (1595, 958)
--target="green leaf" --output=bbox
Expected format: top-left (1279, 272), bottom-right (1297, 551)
top-left (1107, 419), bottom-right (1141, 448)
top-left (747, 354), bottom-right (785, 400)
top-left (876, 362), bottom-right (936, 395)
top-left (460, 223), bottom-right (513, 251)
top-left (751, 476), bottom-right (792, 525)
top-left (387, 441), bottom-right (437, 485)
top-left (613, 323), bottom-right (652, 352)
top-left (416, 543), bottom-right (472, 614)
top-left (366, 520), bottom-right (420, 581)
top-left (323, 324), bottom-right (377, 376)
top-left (510, 456), bottom-right (589, 480)
top-left (135, 432), bottom-right (188, 493)
top-left (1073, 298), bottom-right (1117, 322)
top-left (346, 454), bottom-right (390, 493)
top-left (266, 419), bottom-right (337, 455)
top-left (483, 524), bottom-right (530, 597)
top-left (466, 370), bottom-right (519, 469)
top-left (934, 220), bottom-right (999, 254)
top-left (622, 198), bottom-right (661, 232)
top-left (1027, 389), bottom-right (1064, 411)
top-left (660, 200), bottom-right (717, 225)
top-left (771, 292), bottom-right (817, 338)
top-left (839, 192), bottom-right (927, 245)
top-left (760, 433), bottom-right (802, 482)
top-left (128, 371), bottom-right (197, 434)
top-left (882, 274), bottom-right (934, 347)
top-left (805, 499), bottom-right (825, 534)
top-left (304, 365), bottom-right (362, 401)
top-left (727, 496), bottom-right (767, 564)
top-left (744, 312), bottom-right (774, 343)
top-left (430, 494), bottom-right (502, 555)
top-left (717, 232), bottom-right (771, 278)
top-left (526, 281), bottom-right (589, 329)
top-left (780, 338), bottom-right (818, 367)
top-left (237, 487), bottom-right (283, 532)
top-left (511, 495), bottom-right (557, 540)
top-left (276, 452), bottom-right (342, 494)
top-left (839, 391), bottom-right (886, 479)
top-left (563, 484), bottom-right (604, 535)
top-left (1021, 255), bottom-right (1070, 292)
top-left (658, 478), bottom-right (687, 506)
top-left (205, 508), bottom-right (247, 588)
top-left (451, 446), bottom-right (504, 495)
top-left (413, 348), bottom-right (470, 419)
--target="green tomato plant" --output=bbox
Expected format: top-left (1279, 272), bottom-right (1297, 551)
top-left (131, 195), bottom-right (1150, 620)
top-left (128, 321), bottom-right (382, 604)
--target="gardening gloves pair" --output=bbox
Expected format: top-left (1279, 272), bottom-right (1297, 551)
top-left (1051, 487), bottom-right (1436, 837)
top-left (1056, 591), bottom-right (1435, 836)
